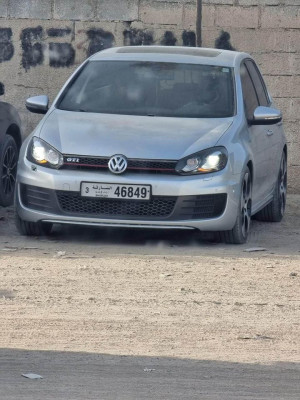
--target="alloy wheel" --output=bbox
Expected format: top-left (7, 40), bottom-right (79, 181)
top-left (279, 154), bottom-right (287, 216)
top-left (241, 172), bottom-right (252, 238)
top-left (2, 144), bottom-right (17, 197)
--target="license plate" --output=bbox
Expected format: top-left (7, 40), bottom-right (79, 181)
top-left (81, 182), bottom-right (151, 200)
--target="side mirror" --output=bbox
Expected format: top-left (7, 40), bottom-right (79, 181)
top-left (26, 95), bottom-right (49, 114)
top-left (251, 106), bottom-right (282, 125)
top-left (0, 82), bottom-right (5, 96)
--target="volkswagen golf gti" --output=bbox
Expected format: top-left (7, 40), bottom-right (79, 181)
top-left (15, 46), bottom-right (287, 244)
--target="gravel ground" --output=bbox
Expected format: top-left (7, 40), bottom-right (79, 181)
top-left (0, 195), bottom-right (299, 399)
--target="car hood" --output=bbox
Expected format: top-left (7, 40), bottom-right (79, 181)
top-left (39, 110), bottom-right (233, 160)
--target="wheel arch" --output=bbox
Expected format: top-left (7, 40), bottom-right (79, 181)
top-left (283, 144), bottom-right (287, 159)
top-left (246, 159), bottom-right (253, 183)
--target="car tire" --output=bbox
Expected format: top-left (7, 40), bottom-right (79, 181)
top-left (254, 152), bottom-right (287, 223)
top-left (0, 135), bottom-right (18, 207)
top-left (219, 167), bottom-right (252, 244)
top-left (15, 212), bottom-right (53, 236)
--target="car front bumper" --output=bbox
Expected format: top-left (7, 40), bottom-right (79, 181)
top-left (15, 158), bottom-right (242, 231)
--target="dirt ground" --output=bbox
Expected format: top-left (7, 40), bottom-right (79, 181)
top-left (0, 195), bottom-right (299, 399)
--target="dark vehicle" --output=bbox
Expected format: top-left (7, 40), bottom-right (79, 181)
top-left (0, 83), bottom-right (22, 206)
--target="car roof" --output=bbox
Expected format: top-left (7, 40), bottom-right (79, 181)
top-left (89, 46), bottom-right (250, 68)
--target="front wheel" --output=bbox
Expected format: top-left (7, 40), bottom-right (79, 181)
top-left (0, 135), bottom-right (18, 206)
top-left (254, 152), bottom-right (287, 222)
top-left (15, 212), bottom-right (53, 236)
top-left (219, 167), bottom-right (252, 244)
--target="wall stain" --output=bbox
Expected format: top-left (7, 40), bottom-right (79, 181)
top-left (123, 29), bottom-right (154, 46)
top-left (20, 26), bottom-right (44, 71)
top-left (160, 31), bottom-right (177, 46)
top-left (215, 30), bottom-right (236, 51)
top-left (0, 28), bottom-right (14, 63)
top-left (182, 31), bottom-right (196, 47)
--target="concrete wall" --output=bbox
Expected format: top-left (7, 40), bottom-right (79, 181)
top-left (0, 0), bottom-right (299, 192)
top-left (202, 0), bottom-right (300, 193)
top-left (0, 0), bottom-right (197, 132)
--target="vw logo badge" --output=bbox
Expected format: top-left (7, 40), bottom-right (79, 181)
top-left (108, 155), bottom-right (128, 174)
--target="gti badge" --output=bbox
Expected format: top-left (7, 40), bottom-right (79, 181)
top-left (66, 157), bottom-right (80, 163)
top-left (108, 155), bottom-right (127, 174)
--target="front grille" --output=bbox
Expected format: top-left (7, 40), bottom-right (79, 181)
top-left (66, 157), bottom-right (109, 168)
top-left (63, 156), bottom-right (177, 174)
top-left (127, 160), bottom-right (176, 171)
top-left (57, 192), bottom-right (177, 219)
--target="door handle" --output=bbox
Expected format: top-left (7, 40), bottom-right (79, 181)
top-left (266, 129), bottom-right (273, 136)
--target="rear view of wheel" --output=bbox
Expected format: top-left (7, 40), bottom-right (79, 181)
top-left (15, 212), bottom-right (53, 236)
top-left (254, 152), bottom-right (287, 222)
top-left (0, 135), bottom-right (18, 206)
top-left (220, 167), bottom-right (252, 244)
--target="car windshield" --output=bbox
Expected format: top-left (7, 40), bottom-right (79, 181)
top-left (58, 61), bottom-right (235, 118)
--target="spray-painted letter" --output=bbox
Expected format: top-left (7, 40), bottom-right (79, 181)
top-left (86, 29), bottom-right (115, 56)
top-left (21, 27), bottom-right (44, 71)
top-left (0, 28), bottom-right (14, 63)
top-left (47, 28), bottom-right (75, 68)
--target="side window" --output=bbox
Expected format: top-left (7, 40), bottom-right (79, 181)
top-left (245, 60), bottom-right (270, 107)
top-left (240, 63), bottom-right (259, 121)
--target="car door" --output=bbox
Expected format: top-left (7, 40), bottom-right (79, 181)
top-left (245, 60), bottom-right (281, 183)
top-left (240, 62), bottom-right (276, 205)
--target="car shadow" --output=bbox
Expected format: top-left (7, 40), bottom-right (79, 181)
top-left (0, 348), bottom-right (299, 399)
top-left (51, 224), bottom-right (218, 247)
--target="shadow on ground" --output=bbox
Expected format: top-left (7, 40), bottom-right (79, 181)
top-left (0, 348), bottom-right (299, 399)
top-left (0, 194), bottom-right (299, 256)
top-left (53, 223), bottom-right (212, 245)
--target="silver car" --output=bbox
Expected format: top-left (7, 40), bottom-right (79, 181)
top-left (15, 46), bottom-right (287, 244)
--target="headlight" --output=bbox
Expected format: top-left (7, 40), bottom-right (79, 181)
top-left (176, 147), bottom-right (228, 175)
top-left (27, 137), bottom-right (63, 169)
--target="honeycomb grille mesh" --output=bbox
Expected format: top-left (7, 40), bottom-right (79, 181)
top-left (179, 194), bottom-right (227, 219)
top-left (127, 160), bottom-right (176, 170)
top-left (21, 185), bottom-right (54, 212)
top-left (57, 192), bottom-right (177, 218)
top-left (71, 157), bottom-right (108, 166)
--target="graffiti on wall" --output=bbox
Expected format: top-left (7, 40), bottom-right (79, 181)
top-left (0, 25), bottom-right (233, 71)
top-left (0, 28), bottom-right (14, 63)
top-left (21, 27), bottom-right (44, 70)
top-left (0, 23), bottom-right (235, 99)
top-left (0, 26), bottom-right (197, 71)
